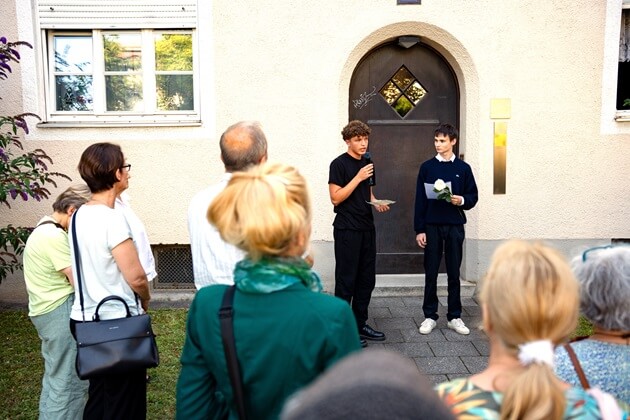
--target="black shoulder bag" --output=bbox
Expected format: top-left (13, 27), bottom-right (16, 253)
top-left (71, 210), bottom-right (159, 379)
top-left (219, 285), bottom-right (247, 420)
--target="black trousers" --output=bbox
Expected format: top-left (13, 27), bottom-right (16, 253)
top-left (333, 228), bottom-right (376, 329)
top-left (70, 319), bottom-right (147, 420)
top-left (422, 224), bottom-right (464, 322)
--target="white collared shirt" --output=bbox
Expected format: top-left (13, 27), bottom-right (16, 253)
top-left (435, 154), bottom-right (455, 163)
top-left (188, 173), bottom-right (245, 289)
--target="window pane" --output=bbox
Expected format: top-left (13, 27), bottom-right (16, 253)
top-left (380, 81), bottom-right (402, 105)
top-left (619, 9), bottom-right (630, 109)
top-left (392, 66), bottom-right (414, 90)
top-left (104, 33), bottom-right (142, 72)
top-left (406, 81), bottom-right (427, 104)
top-left (54, 36), bottom-right (92, 73)
top-left (55, 75), bottom-right (93, 111)
top-left (106, 75), bottom-right (143, 111)
top-left (155, 34), bottom-right (193, 71)
top-left (156, 75), bottom-right (194, 110)
top-left (393, 95), bottom-right (413, 117)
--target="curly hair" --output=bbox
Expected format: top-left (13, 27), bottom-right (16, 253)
top-left (341, 120), bottom-right (371, 140)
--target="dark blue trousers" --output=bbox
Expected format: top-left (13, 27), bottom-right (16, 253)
top-left (422, 224), bottom-right (464, 321)
top-left (333, 228), bottom-right (376, 329)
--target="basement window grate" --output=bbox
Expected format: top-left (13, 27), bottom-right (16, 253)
top-left (153, 244), bottom-right (195, 289)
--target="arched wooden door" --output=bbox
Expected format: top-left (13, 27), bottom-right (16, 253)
top-left (349, 39), bottom-right (459, 274)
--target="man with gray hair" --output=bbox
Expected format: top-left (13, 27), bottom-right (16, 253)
top-left (188, 121), bottom-right (268, 289)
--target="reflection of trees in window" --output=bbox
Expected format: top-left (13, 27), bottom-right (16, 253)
top-left (104, 34), bottom-right (143, 111)
top-left (379, 66), bottom-right (427, 118)
top-left (106, 75), bottom-right (143, 112)
top-left (104, 34), bottom-right (141, 72)
top-left (155, 34), bottom-right (193, 111)
top-left (54, 38), bottom-right (93, 111)
top-left (619, 9), bottom-right (630, 109)
top-left (55, 75), bottom-right (93, 111)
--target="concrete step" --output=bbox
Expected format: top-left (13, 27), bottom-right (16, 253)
top-left (373, 274), bottom-right (476, 297)
top-left (147, 274), bottom-right (477, 305)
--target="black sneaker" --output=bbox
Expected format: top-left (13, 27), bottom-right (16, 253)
top-left (360, 338), bottom-right (368, 348)
top-left (359, 324), bottom-right (386, 341)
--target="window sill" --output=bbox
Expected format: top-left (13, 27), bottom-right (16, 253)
top-left (614, 111), bottom-right (630, 121)
top-left (37, 120), bottom-right (202, 128)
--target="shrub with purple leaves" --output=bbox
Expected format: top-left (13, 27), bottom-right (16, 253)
top-left (0, 36), bottom-right (71, 283)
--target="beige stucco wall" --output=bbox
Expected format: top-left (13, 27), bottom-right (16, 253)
top-left (2, 0), bottom-right (629, 286)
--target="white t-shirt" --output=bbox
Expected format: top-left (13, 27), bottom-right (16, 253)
top-left (187, 173), bottom-right (246, 289)
top-left (115, 193), bottom-right (157, 281)
top-left (70, 204), bottom-right (141, 321)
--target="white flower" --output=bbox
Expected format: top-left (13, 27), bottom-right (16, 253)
top-left (434, 179), bottom-right (446, 191)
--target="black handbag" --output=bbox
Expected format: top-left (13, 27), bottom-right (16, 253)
top-left (71, 210), bottom-right (159, 380)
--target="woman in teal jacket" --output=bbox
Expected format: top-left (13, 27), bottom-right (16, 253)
top-left (176, 163), bottom-right (362, 419)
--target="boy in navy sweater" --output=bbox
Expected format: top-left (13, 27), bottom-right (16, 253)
top-left (414, 123), bottom-right (478, 335)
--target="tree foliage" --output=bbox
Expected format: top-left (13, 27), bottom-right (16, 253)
top-left (0, 36), bottom-right (71, 284)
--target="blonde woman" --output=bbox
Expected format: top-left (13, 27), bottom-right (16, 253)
top-left (436, 240), bottom-right (625, 419)
top-left (176, 163), bottom-right (361, 419)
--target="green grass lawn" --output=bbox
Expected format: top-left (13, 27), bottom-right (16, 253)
top-left (0, 308), bottom-right (594, 419)
top-left (0, 308), bottom-right (187, 419)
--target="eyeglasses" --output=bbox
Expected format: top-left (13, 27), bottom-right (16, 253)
top-left (121, 164), bottom-right (131, 171)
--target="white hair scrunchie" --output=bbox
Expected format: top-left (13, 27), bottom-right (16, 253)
top-left (517, 340), bottom-right (555, 368)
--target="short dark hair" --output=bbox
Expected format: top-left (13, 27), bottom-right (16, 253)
top-left (341, 120), bottom-right (371, 140)
top-left (435, 123), bottom-right (458, 141)
top-left (220, 121), bottom-right (268, 172)
top-left (78, 143), bottom-right (125, 193)
top-left (52, 184), bottom-right (91, 213)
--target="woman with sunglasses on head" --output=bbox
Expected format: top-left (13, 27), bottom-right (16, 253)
top-left (69, 143), bottom-right (151, 419)
top-left (436, 240), bottom-right (626, 419)
top-left (555, 245), bottom-right (630, 411)
top-left (176, 162), bottom-right (361, 419)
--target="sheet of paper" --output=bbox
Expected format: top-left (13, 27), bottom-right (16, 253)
top-left (366, 199), bottom-right (396, 206)
top-left (424, 181), bottom-right (452, 199)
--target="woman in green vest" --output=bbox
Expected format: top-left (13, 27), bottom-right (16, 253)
top-left (176, 162), bottom-right (362, 419)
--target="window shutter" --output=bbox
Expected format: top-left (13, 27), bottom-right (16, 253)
top-left (38, 0), bottom-right (197, 29)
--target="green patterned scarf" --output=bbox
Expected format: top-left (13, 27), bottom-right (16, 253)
top-left (233, 256), bottom-right (323, 294)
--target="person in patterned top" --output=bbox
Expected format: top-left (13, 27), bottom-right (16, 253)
top-left (436, 240), bottom-right (627, 419)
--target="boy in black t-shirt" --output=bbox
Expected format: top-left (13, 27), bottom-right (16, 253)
top-left (328, 120), bottom-right (390, 347)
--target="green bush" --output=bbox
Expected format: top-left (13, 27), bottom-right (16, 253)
top-left (0, 36), bottom-right (70, 284)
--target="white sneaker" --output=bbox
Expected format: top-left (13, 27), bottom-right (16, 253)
top-left (419, 318), bottom-right (437, 335)
top-left (447, 318), bottom-right (470, 335)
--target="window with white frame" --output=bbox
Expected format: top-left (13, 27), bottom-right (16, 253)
top-left (38, 1), bottom-right (199, 125)
top-left (618, 3), bottom-right (630, 111)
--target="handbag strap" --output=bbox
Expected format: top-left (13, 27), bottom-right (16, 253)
top-left (70, 211), bottom-right (87, 321)
top-left (563, 343), bottom-right (590, 389)
top-left (36, 220), bottom-right (65, 230)
top-left (219, 285), bottom-right (247, 420)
